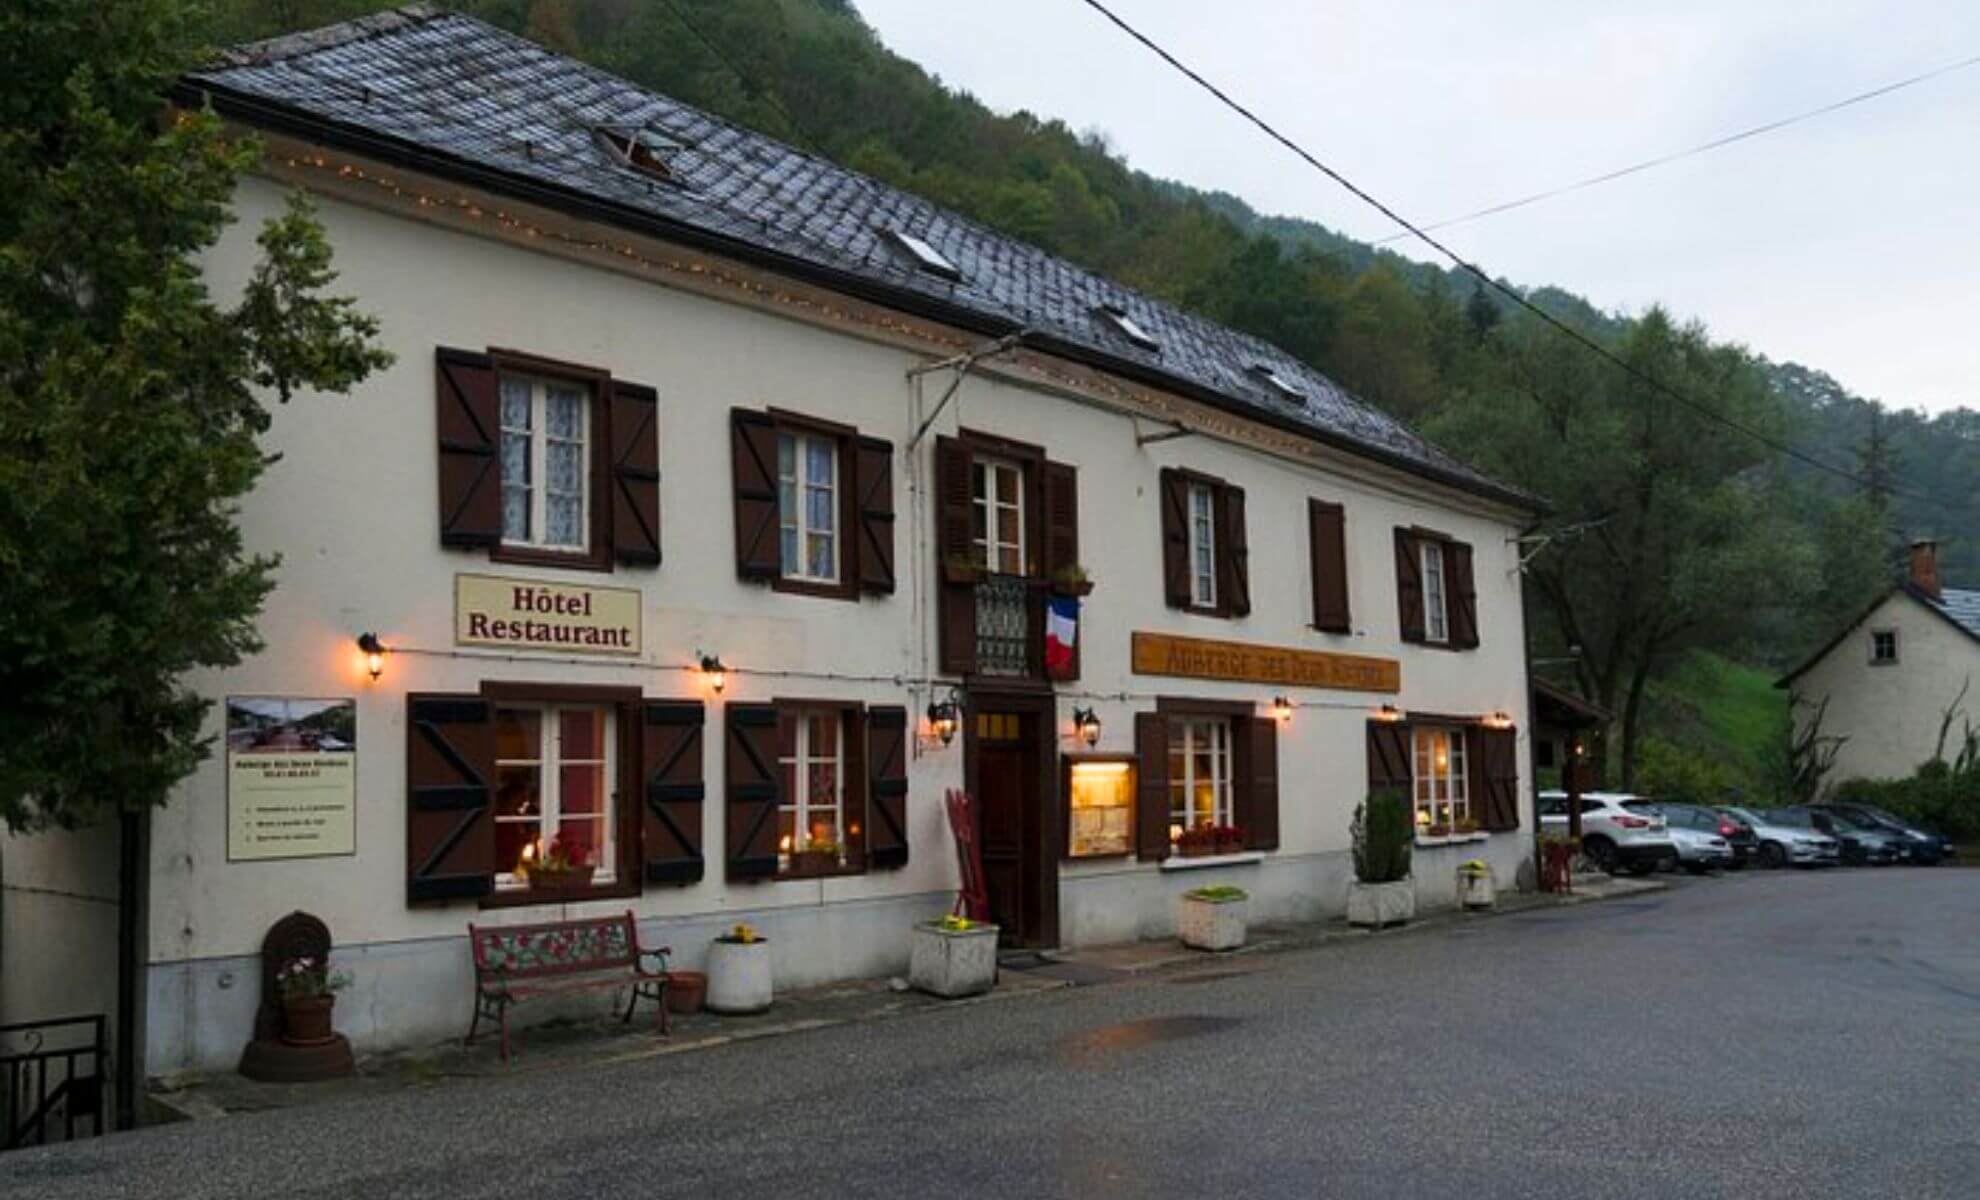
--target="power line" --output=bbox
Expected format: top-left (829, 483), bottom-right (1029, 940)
top-left (656, 0), bottom-right (830, 155)
top-left (1372, 51), bottom-right (1980, 245)
top-left (1073, 0), bottom-right (1923, 499)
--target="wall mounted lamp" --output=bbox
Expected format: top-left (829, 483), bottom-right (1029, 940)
top-left (1072, 706), bottom-right (1102, 747)
top-left (356, 632), bottom-right (387, 681)
top-left (699, 653), bottom-right (727, 694)
top-left (1271, 696), bottom-right (1294, 724)
top-left (927, 694), bottom-right (961, 746)
top-left (1372, 703), bottom-right (1404, 723)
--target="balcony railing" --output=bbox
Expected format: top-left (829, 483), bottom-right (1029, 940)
top-left (974, 575), bottom-right (1034, 677)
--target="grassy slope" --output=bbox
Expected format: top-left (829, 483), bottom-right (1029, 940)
top-left (1641, 650), bottom-right (1787, 798)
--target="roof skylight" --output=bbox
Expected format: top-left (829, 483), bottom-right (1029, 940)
top-left (594, 126), bottom-right (685, 184)
top-left (882, 227), bottom-right (961, 281)
top-left (1248, 363), bottom-right (1305, 402)
top-left (1095, 305), bottom-right (1160, 353)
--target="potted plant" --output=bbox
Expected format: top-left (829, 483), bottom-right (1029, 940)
top-left (274, 955), bottom-right (351, 1046)
top-left (1214, 824), bottom-right (1248, 855)
top-left (1455, 817), bottom-right (1481, 836)
top-left (909, 913), bottom-right (1001, 998)
top-left (666, 969), bottom-right (708, 1015)
top-left (1457, 858), bottom-right (1496, 910)
top-left (789, 837), bottom-right (843, 877)
top-left (1178, 884), bottom-right (1249, 951)
top-left (1176, 824), bottom-right (1219, 858)
top-left (1049, 563), bottom-right (1095, 597)
top-left (1348, 788), bottom-right (1416, 928)
top-left (706, 923), bottom-right (773, 1014)
top-left (524, 834), bottom-right (595, 894)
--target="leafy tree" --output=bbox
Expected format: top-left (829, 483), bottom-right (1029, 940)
top-left (0, 0), bottom-right (391, 831)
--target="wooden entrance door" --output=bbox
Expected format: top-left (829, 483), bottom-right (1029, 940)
top-left (968, 699), bottom-right (1057, 948)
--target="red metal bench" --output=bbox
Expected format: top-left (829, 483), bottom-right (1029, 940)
top-left (466, 910), bottom-right (669, 1063)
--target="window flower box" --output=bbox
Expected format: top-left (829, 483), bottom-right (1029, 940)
top-left (706, 925), bottom-right (772, 1014)
top-left (1178, 885), bottom-right (1248, 951)
top-left (524, 865), bottom-right (596, 895)
top-left (909, 916), bottom-right (1000, 998)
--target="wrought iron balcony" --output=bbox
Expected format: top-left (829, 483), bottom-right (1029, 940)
top-left (974, 574), bottom-right (1035, 677)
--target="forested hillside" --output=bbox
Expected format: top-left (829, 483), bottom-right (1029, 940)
top-left (201, 0), bottom-right (1978, 793)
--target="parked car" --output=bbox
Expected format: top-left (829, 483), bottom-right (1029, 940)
top-left (1719, 806), bottom-right (1840, 868)
top-left (1538, 791), bottom-right (1675, 875)
top-left (1781, 806), bottom-right (1903, 865)
top-left (1635, 801), bottom-right (1745, 871)
top-left (1813, 803), bottom-right (1953, 865)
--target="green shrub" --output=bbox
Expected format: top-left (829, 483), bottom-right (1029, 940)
top-left (1635, 736), bottom-right (1746, 805)
top-left (1352, 788), bottom-right (1413, 884)
top-left (1830, 762), bottom-right (1980, 842)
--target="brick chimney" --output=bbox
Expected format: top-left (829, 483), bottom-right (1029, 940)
top-left (1909, 538), bottom-right (1942, 601)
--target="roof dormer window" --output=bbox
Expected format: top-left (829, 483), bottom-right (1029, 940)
top-left (1096, 304), bottom-right (1159, 353)
top-left (1248, 363), bottom-right (1305, 403)
top-left (594, 126), bottom-right (684, 184)
top-left (881, 227), bottom-right (961, 281)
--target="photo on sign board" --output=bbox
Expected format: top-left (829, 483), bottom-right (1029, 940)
top-left (225, 696), bottom-right (359, 862)
top-left (226, 696), bottom-right (357, 754)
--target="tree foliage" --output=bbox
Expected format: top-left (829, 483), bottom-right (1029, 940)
top-left (0, 0), bottom-right (390, 831)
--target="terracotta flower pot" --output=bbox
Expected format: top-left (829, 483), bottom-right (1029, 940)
top-left (666, 970), bottom-right (707, 1015)
top-left (281, 994), bottom-right (337, 1046)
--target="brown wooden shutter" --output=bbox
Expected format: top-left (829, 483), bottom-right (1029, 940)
top-left (1367, 719), bottom-right (1414, 796)
top-left (724, 703), bottom-right (781, 880)
top-left (1134, 712), bottom-right (1172, 861)
top-left (1447, 539), bottom-right (1480, 649)
top-left (842, 704), bottom-right (869, 867)
top-left (640, 700), bottom-right (704, 885)
top-left (609, 380), bottom-right (662, 566)
top-left (853, 435), bottom-right (896, 594)
top-left (1394, 528), bottom-right (1426, 643)
top-left (1471, 726), bottom-right (1520, 831)
top-left (1221, 485), bottom-right (1251, 617)
top-left (1042, 459), bottom-right (1081, 681)
top-left (865, 706), bottom-right (910, 869)
top-left (1236, 715), bottom-right (1280, 850)
top-left (1309, 499), bottom-right (1351, 633)
top-left (935, 436), bottom-right (977, 675)
top-left (1159, 469), bottom-right (1191, 608)
top-left (731, 409), bottom-right (782, 581)
top-left (406, 693), bottom-right (496, 903)
top-left (436, 348), bottom-right (502, 549)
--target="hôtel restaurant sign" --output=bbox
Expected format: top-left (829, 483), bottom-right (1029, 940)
top-left (454, 574), bottom-right (643, 656)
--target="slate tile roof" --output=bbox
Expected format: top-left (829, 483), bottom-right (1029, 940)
top-left (186, 5), bottom-right (1530, 506)
top-left (1927, 587), bottom-right (1980, 640)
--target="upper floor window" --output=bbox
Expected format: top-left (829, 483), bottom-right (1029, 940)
top-left (778, 430), bottom-right (839, 584)
top-left (1871, 629), bottom-right (1898, 664)
top-left (973, 457), bottom-right (1026, 575)
top-left (1188, 483), bottom-right (1217, 608)
top-left (500, 374), bottom-right (590, 551)
top-left (1159, 469), bottom-right (1249, 618)
top-left (1421, 539), bottom-right (1449, 644)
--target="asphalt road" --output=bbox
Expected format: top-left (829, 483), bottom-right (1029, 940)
top-left (7, 869), bottom-right (1978, 1199)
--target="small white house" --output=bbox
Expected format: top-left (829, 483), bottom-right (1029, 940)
top-left (3, 7), bottom-right (1545, 1078)
top-left (1779, 540), bottom-right (1980, 785)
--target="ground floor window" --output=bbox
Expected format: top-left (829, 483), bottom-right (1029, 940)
top-left (493, 704), bottom-right (617, 888)
top-left (777, 707), bottom-right (856, 873)
top-left (1412, 725), bottom-right (1469, 833)
top-left (1168, 717), bottom-right (1232, 839)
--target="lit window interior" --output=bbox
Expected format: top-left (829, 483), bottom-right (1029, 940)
top-left (1068, 760), bottom-right (1134, 858)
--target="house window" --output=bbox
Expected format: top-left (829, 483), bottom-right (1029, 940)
top-left (777, 707), bottom-right (850, 870)
top-left (778, 431), bottom-right (839, 583)
top-left (493, 704), bottom-right (617, 888)
top-left (1168, 717), bottom-right (1232, 836)
top-left (1412, 726), bottom-right (1469, 833)
top-left (1066, 758), bottom-right (1134, 858)
top-left (1188, 483), bottom-right (1217, 608)
top-left (1871, 630), bottom-right (1898, 664)
top-left (500, 374), bottom-right (590, 551)
top-left (1421, 540), bottom-right (1449, 644)
top-left (972, 457), bottom-right (1026, 575)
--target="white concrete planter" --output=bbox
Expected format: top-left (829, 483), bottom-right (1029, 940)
top-left (705, 938), bottom-right (773, 1014)
top-left (908, 921), bottom-right (1001, 998)
top-left (1458, 866), bottom-right (1497, 910)
top-left (1347, 878), bottom-right (1416, 929)
top-left (1177, 891), bottom-right (1249, 951)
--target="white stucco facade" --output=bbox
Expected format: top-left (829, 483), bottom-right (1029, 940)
top-left (14, 146), bottom-right (1538, 1076)
top-left (1787, 590), bottom-right (1980, 786)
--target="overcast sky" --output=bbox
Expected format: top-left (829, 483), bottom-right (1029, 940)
top-left (853, 1), bottom-right (1979, 415)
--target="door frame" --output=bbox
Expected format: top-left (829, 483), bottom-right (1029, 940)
top-left (962, 687), bottom-right (1059, 948)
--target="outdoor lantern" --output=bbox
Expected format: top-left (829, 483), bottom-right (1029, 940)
top-left (927, 696), bottom-right (960, 746)
top-left (1482, 710), bottom-right (1514, 730)
top-left (356, 632), bottom-right (386, 681)
top-left (1072, 706), bottom-right (1102, 747)
top-left (699, 653), bottom-right (727, 694)
top-left (1373, 703), bottom-right (1403, 723)
top-left (1271, 696), bottom-right (1294, 723)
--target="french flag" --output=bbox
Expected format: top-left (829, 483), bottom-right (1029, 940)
top-left (1045, 596), bottom-right (1079, 678)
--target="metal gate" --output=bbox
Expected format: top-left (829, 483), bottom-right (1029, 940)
top-left (1, 1015), bottom-right (106, 1150)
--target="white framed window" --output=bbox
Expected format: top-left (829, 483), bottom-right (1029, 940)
top-left (777, 431), bottom-right (839, 583)
top-left (1871, 629), bottom-right (1898, 664)
top-left (1411, 726), bottom-right (1469, 832)
top-left (972, 457), bottom-right (1026, 575)
top-left (500, 374), bottom-right (590, 550)
top-left (492, 704), bottom-right (617, 888)
top-left (1188, 483), bottom-right (1217, 608)
top-left (777, 708), bottom-right (845, 862)
top-left (1168, 717), bottom-right (1232, 835)
top-left (1421, 540), bottom-right (1449, 643)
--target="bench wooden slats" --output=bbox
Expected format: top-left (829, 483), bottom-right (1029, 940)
top-left (466, 910), bottom-right (669, 1063)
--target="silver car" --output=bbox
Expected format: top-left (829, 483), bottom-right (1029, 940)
top-left (1720, 806), bottom-right (1840, 868)
top-left (1627, 801), bottom-right (1732, 873)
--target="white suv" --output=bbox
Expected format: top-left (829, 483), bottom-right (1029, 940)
top-left (1538, 790), bottom-right (1676, 876)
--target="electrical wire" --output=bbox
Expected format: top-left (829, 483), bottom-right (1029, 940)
top-left (656, 0), bottom-right (832, 155)
top-left (1073, 0), bottom-right (1933, 501)
top-left (1371, 51), bottom-right (1980, 244)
